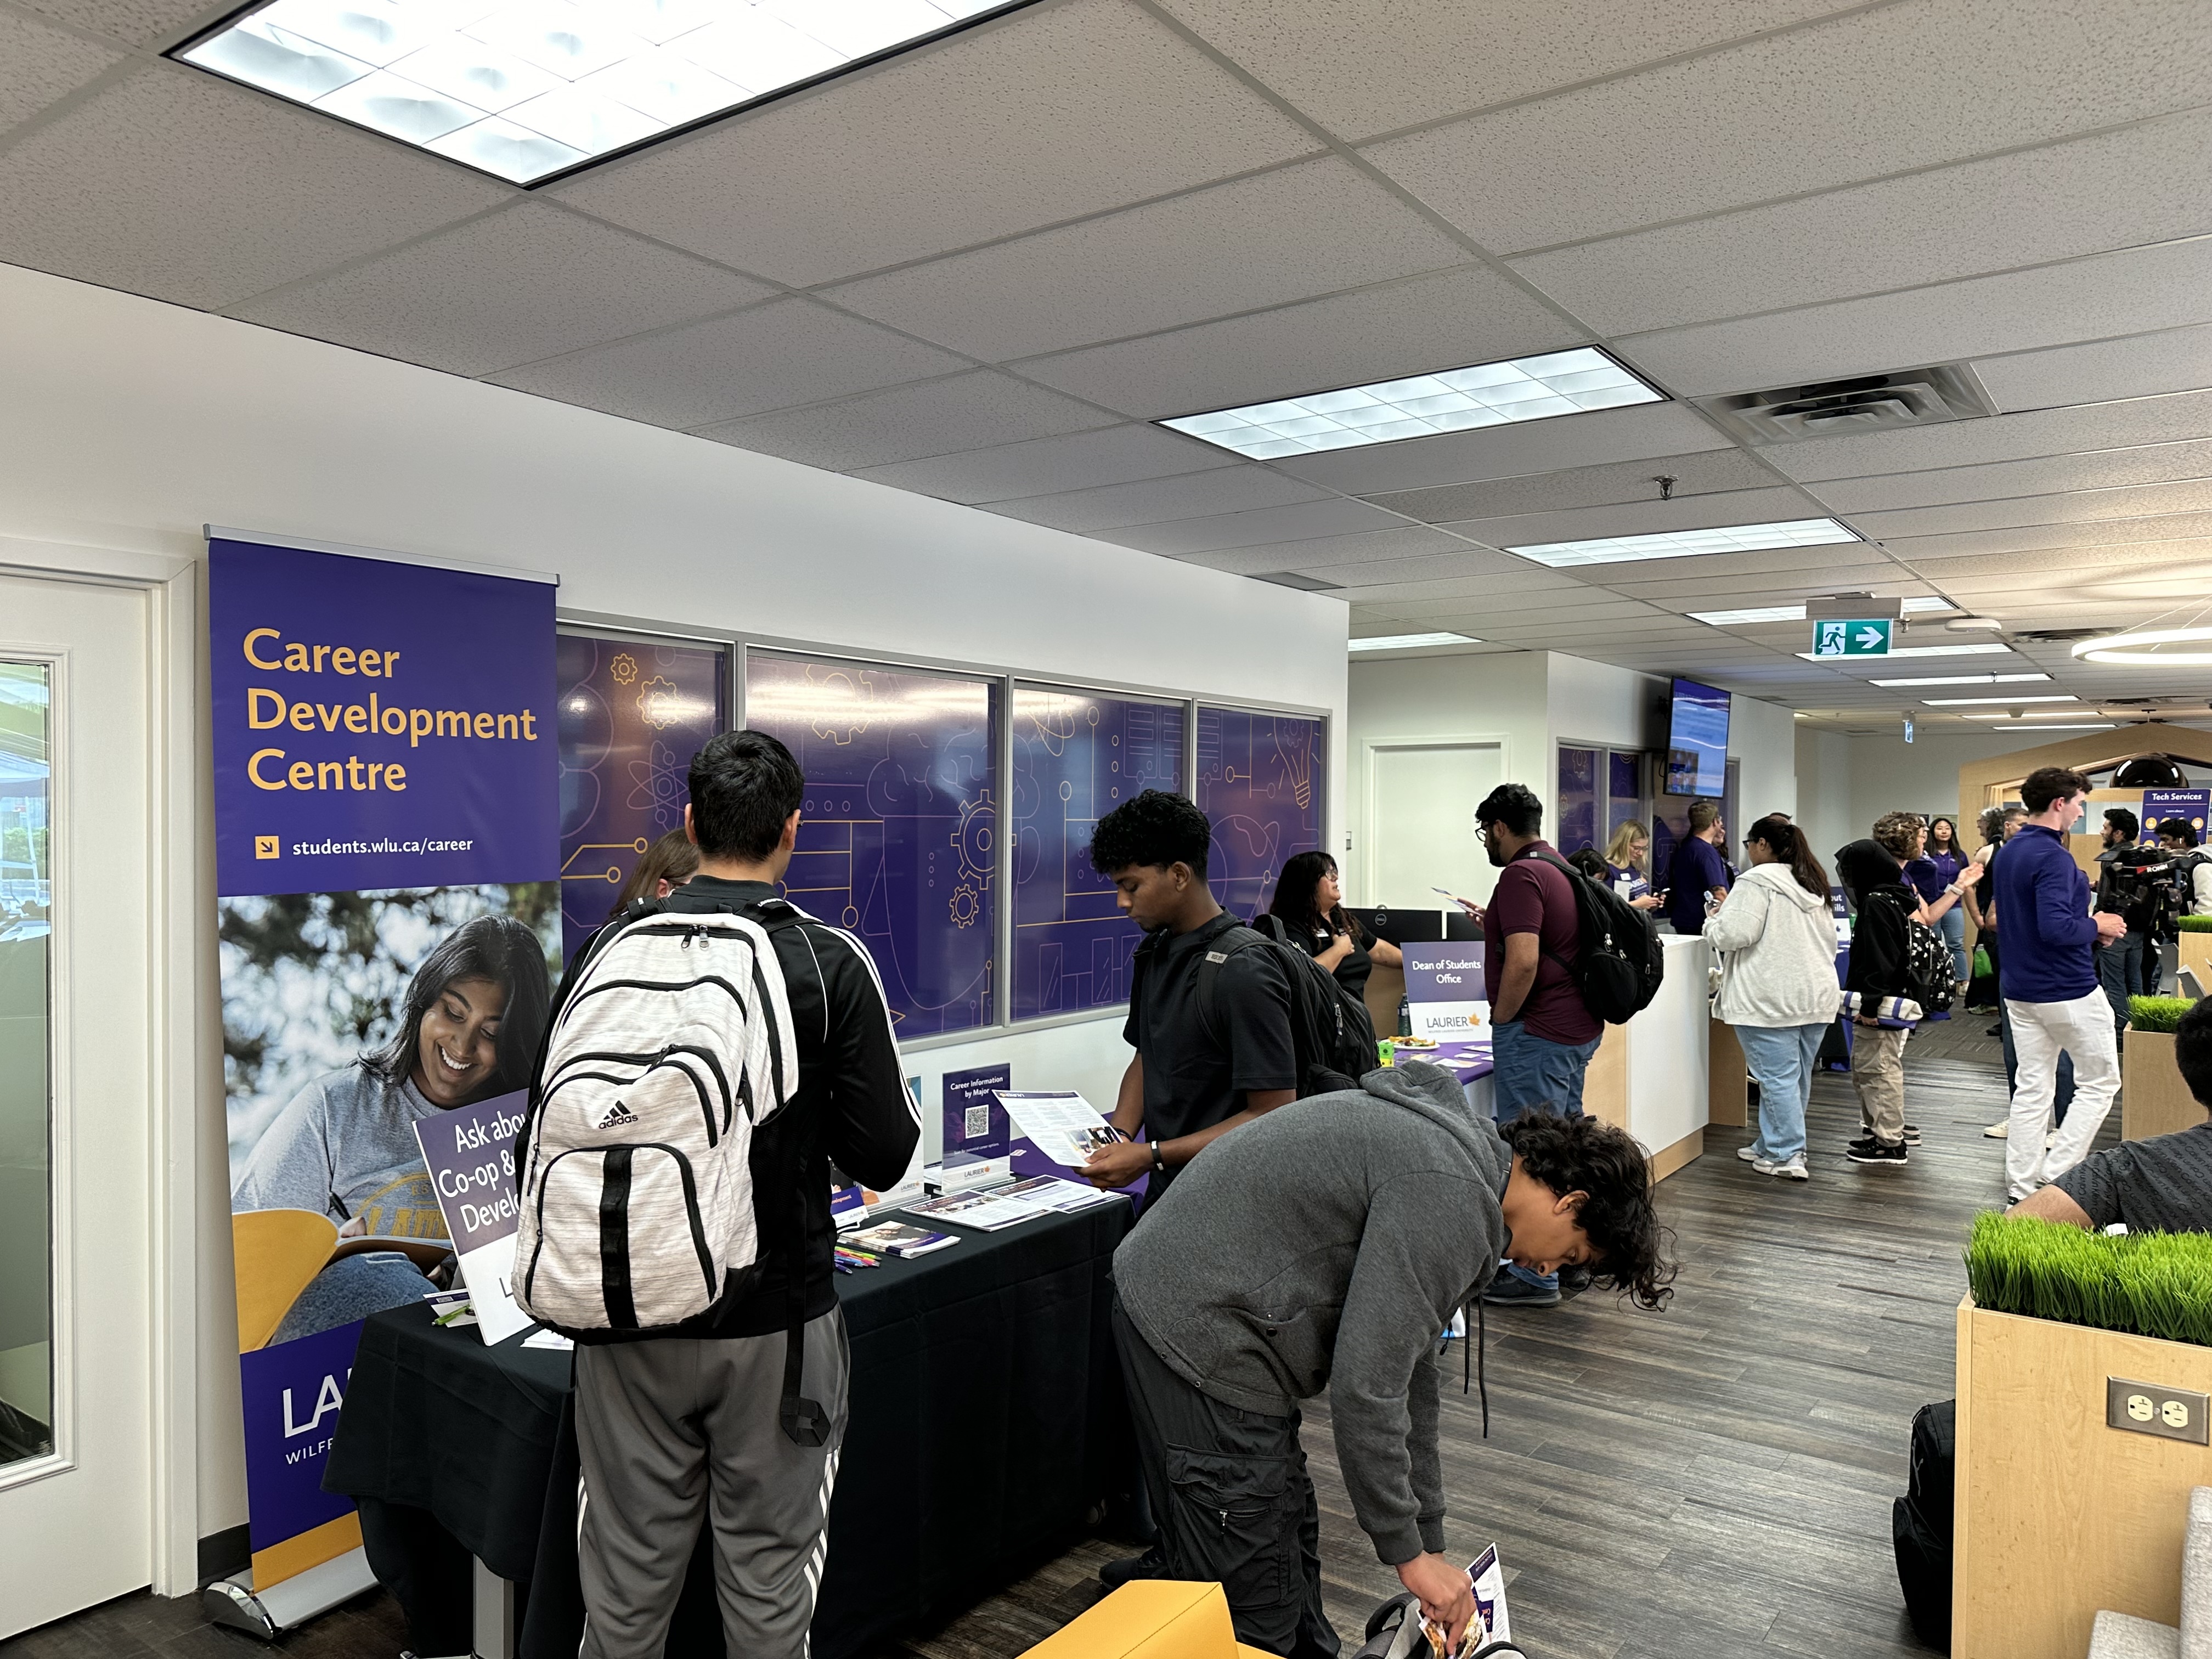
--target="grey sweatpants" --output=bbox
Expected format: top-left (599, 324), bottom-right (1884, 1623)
top-left (574, 1308), bottom-right (850, 1659)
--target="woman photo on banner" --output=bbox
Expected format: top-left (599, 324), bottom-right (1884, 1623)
top-left (230, 910), bottom-right (551, 1347)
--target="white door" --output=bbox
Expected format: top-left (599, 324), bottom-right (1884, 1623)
top-left (0, 571), bottom-right (154, 1637)
top-left (1365, 741), bottom-right (1504, 909)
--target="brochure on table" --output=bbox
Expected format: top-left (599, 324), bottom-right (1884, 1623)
top-left (1401, 943), bottom-right (1489, 1042)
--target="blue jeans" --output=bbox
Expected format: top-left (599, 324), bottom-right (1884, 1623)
top-left (1736, 1022), bottom-right (1825, 1166)
top-left (1936, 906), bottom-right (1967, 984)
top-left (1999, 998), bottom-right (2074, 1126)
top-left (2098, 932), bottom-right (2145, 1032)
top-left (270, 1249), bottom-right (435, 1345)
top-left (1491, 1021), bottom-right (1600, 1291)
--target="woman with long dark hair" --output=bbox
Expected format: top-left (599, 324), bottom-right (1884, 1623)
top-left (609, 828), bottom-right (699, 917)
top-left (1265, 849), bottom-right (1401, 998)
top-left (234, 912), bottom-right (552, 1341)
top-left (1701, 816), bottom-right (1843, 1182)
top-left (1907, 815), bottom-right (1970, 984)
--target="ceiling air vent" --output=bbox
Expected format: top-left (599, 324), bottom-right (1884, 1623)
top-left (2012, 628), bottom-right (2102, 645)
top-left (1692, 363), bottom-right (1995, 445)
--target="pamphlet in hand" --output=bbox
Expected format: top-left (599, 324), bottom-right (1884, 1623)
top-left (1466, 1544), bottom-right (1510, 1647)
top-left (845, 1221), bottom-right (960, 1259)
top-left (997, 1090), bottom-right (1126, 1167)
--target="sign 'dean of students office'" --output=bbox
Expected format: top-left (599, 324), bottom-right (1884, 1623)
top-left (1401, 942), bottom-right (1488, 1041)
top-left (211, 533), bottom-right (560, 1605)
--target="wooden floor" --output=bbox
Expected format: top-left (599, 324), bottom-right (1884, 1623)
top-left (14, 1017), bottom-right (2084, 1659)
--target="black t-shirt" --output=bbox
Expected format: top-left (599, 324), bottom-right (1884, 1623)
top-left (2055, 1121), bottom-right (2212, 1233)
top-left (573, 876), bottom-right (918, 1341)
top-left (1297, 915), bottom-right (1373, 1002)
top-left (1122, 912), bottom-right (1296, 1200)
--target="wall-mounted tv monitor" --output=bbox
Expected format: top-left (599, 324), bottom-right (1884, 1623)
top-left (1664, 677), bottom-right (1731, 797)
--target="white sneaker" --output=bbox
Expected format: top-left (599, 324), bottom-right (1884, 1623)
top-left (1736, 1145), bottom-right (1762, 1162)
top-left (1754, 1155), bottom-right (1810, 1181)
top-left (1983, 1121), bottom-right (2008, 1138)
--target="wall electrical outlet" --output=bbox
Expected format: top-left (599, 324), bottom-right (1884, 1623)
top-left (2107, 1378), bottom-right (2211, 1445)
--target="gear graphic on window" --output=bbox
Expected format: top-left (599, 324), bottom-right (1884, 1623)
top-left (951, 788), bottom-right (995, 889)
top-left (802, 664), bottom-right (876, 745)
top-left (610, 652), bottom-right (638, 686)
top-left (636, 676), bottom-right (686, 731)
top-left (949, 884), bottom-right (981, 928)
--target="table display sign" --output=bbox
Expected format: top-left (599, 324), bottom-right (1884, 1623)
top-left (1401, 941), bottom-right (1488, 1041)
top-left (411, 1090), bottom-right (532, 1346)
top-left (943, 1062), bottom-right (1011, 1165)
top-left (213, 533), bottom-right (559, 1594)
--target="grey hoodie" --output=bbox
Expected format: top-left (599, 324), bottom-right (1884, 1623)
top-left (1113, 1062), bottom-right (1511, 1565)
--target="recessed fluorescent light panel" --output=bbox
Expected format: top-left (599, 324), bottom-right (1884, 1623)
top-left (1796, 642), bottom-right (2014, 662)
top-left (173, 0), bottom-right (1020, 185)
top-left (1159, 349), bottom-right (1661, 461)
top-left (1960, 722), bottom-right (2115, 731)
top-left (1962, 710), bottom-right (2111, 720)
top-left (1689, 597), bottom-right (1953, 627)
top-left (1868, 672), bottom-right (2051, 688)
top-left (1923, 694), bottom-right (2079, 707)
top-left (1348, 632), bottom-right (1481, 652)
top-left (1510, 517), bottom-right (1858, 571)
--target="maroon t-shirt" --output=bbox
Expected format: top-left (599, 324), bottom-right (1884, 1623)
top-left (1483, 841), bottom-right (1602, 1045)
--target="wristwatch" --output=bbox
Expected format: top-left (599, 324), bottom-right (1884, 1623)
top-left (1150, 1141), bottom-right (1167, 1178)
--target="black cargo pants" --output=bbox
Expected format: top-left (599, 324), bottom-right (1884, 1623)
top-left (1110, 1296), bottom-right (1340, 1659)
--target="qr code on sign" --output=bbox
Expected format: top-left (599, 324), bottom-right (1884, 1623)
top-left (965, 1105), bottom-right (991, 1141)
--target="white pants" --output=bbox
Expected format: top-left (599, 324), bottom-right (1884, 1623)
top-left (2005, 991), bottom-right (2120, 1200)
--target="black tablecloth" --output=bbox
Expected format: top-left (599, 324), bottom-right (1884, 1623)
top-left (327, 1196), bottom-right (1135, 1659)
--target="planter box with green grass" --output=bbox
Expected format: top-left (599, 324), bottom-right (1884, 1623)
top-left (1954, 1216), bottom-right (2212, 1659)
top-left (2181, 915), bottom-right (2212, 989)
top-left (2126, 996), bottom-right (2205, 1142)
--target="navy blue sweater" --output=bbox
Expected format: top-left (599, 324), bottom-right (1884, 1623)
top-left (1991, 825), bottom-right (2097, 1002)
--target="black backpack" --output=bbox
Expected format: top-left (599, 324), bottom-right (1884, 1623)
top-left (1137, 915), bottom-right (1380, 1098)
top-left (2098, 843), bottom-right (2171, 932)
top-left (1530, 853), bottom-right (1664, 1025)
top-left (1892, 1399), bottom-right (1956, 1651)
top-left (1863, 886), bottom-right (1954, 1015)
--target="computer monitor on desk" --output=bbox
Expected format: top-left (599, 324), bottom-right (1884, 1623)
top-left (1348, 907), bottom-right (1443, 945)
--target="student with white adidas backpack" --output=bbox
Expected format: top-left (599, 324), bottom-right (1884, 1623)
top-left (515, 730), bottom-right (917, 1659)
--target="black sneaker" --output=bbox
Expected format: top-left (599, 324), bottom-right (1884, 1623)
top-left (1901, 1124), bottom-right (1922, 1144)
top-left (1557, 1265), bottom-right (1593, 1300)
top-left (1100, 1548), bottom-right (1168, 1590)
top-left (1482, 1274), bottom-right (1562, 1307)
top-left (1847, 1138), bottom-right (1909, 1166)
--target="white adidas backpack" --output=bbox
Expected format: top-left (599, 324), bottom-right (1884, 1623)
top-left (514, 904), bottom-right (799, 1333)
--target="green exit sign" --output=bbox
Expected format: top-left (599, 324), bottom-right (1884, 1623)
top-left (1812, 618), bottom-right (1894, 657)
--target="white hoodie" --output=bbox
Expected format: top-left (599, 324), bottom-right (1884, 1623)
top-left (1703, 860), bottom-right (1844, 1028)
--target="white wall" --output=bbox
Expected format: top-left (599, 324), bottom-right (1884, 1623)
top-left (0, 263), bottom-right (1350, 1547)
top-left (1795, 726), bottom-right (1854, 872)
top-left (1729, 693), bottom-right (1800, 827)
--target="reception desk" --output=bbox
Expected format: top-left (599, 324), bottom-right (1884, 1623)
top-left (1584, 932), bottom-right (1713, 1181)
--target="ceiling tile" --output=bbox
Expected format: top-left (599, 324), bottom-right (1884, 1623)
top-left (1366, 447), bottom-right (1778, 523)
top-left (1017, 264), bottom-right (1582, 419)
top-left (228, 203), bottom-right (774, 377)
top-left (1433, 483), bottom-right (1829, 551)
top-left (847, 422), bottom-right (1229, 504)
top-left (1846, 477), bottom-right (2212, 538)
top-left (551, 0), bottom-right (1318, 288)
top-left (0, 64), bottom-right (509, 311)
top-left (1617, 237), bottom-right (2212, 399)
top-left (1266, 400), bottom-right (1728, 496)
top-left (1338, 582), bottom-right (1651, 610)
top-left (1156, 0), bottom-right (1853, 142)
top-left (1877, 512), bottom-right (2212, 561)
top-left (823, 157), bottom-right (1469, 362)
top-left (1298, 549), bottom-right (1575, 589)
top-left (1509, 110), bottom-right (2212, 335)
top-left (11, 0), bottom-right (219, 46)
top-left (693, 371), bottom-right (1115, 472)
top-left (1096, 496), bottom-right (1406, 556)
top-left (1362, 0), bottom-right (2212, 252)
top-left (0, 10), bottom-right (122, 136)
top-left (1975, 324), bottom-right (2212, 413)
top-left (489, 296), bottom-right (964, 429)
top-left (1810, 438), bottom-right (2212, 515)
top-left (1168, 527), bottom-right (1467, 574)
top-left (1764, 389), bottom-right (2212, 482)
top-left (983, 464), bottom-right (1330, 532)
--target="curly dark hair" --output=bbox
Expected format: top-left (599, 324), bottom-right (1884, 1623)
top-left (1090, 788), bottom-right (1211, 878)
top-left (1499, 1110), bottom-right (1676, 1311)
